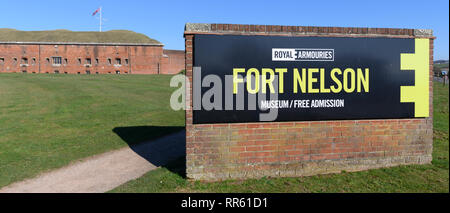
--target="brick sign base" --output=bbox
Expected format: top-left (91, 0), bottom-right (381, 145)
top-left (184, 23), bottom-right (434, 181)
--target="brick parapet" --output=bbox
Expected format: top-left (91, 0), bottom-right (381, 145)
top-left (184, 23), bottom-right (434, 39)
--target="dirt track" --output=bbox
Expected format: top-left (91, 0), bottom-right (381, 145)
top-left (0, 131), bottom-right (185, 193)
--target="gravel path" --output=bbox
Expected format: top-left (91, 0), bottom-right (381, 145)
top-left (0, 131), bottom-right (185, 193)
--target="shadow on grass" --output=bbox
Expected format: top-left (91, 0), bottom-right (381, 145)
top-left (113, 126), bottom-right (186, 178)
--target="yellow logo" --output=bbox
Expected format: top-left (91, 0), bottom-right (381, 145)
top-left (400, 38), bottom-right (430, 117)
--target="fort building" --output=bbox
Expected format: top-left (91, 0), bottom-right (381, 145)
top-left (0, 29), bottom-right (184, 74)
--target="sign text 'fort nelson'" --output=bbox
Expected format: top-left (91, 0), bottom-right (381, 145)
top-left (232, 67), bottom-right (369, 94)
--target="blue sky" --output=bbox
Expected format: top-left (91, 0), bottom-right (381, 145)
top-left (1, 0), bottom-right (448, 59)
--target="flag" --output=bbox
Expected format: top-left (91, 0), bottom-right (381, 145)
top-left (92, 8), bottom-right (100, 16)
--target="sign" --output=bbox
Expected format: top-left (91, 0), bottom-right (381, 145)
top-left (192, 34), bottom-right (429, 124)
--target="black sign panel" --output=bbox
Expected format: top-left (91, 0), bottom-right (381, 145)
top-left (192, 34), bottom-right (428, 124)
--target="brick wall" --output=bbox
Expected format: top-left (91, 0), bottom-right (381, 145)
top-left (0, 43), bottom-right (184, 75)
top-left (0, 44), bottom-right (40, 73)
top-left (184, 23), bottom-right (434, 181)
top-left (161, 49), bottom-right (185, 74)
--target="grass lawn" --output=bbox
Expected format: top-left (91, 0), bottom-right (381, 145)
top-left (434, 63), bottom-right (449, 70)
top-left (0, 73), bottom-right (184, 188)
top-left (110, 83), bottom-right (449, 193)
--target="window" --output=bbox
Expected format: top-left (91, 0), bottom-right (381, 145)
top-left (52, 57), bottom-right (62, 65)
top-left (22, 70), bottom-right (27, 73)
top-left (95, 72), bottom-right (99, 74)
top-left (95, 58), bottom-right (99, 65)
top-left (107, 58), bottom-right (112, 65)
top-left (21, 58), bottom-right (28, 65)
top-left (64, 72), bottom-right (68, 74)
top-left (86, 70), bottom-right (90, 75)
top-left (125, 59), bottom-right (129, 65)
top-left (32, 58), bottom-right (36, 65)
top-left (64, 58), bottom-right (68, 64)
top-left (77, 72), bottom-right (80, 74)
top-left (85, 58), bottom-right (91, 65)
top-left (78, 58), bottom-right (82, 64)
top-left (115, 58), bottom-right (121, 65)
top-left (54, 70), bottom-right (59, 74)
top-left (0, 58), bottom-right (4, 64)
top-left (116, 70), bottom-right (120, 74)
top-left (13, 58), bottom-right (18, 64)
top-left (46, 58), bottom-right (50, 64)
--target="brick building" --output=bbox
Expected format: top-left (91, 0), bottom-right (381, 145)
top-left (0, 29), bottom-right (184, 74)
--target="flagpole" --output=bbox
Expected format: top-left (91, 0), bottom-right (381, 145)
top-left (99, 6), bottom-right (102, 32)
